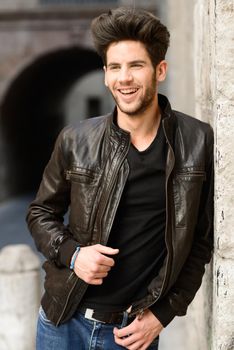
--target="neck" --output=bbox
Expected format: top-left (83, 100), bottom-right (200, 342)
top-left (117, 98), bottom-right (161, 143)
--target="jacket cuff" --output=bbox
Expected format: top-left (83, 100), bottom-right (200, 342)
top-left (58, 239), bottom-right (80, 268)
top-left (149, 297), bottom-right (176, 327)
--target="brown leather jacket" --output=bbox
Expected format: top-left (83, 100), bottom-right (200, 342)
top-left (27, 94), bottom-right (214, 327)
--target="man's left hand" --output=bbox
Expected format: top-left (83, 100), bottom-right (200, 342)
top-left (113, 309), bottom-right (163, 350)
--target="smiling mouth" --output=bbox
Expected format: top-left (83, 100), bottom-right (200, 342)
top-left (118, 88), bottom-right (139, 95)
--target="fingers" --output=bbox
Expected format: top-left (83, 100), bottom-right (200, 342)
top-left (77, 268), bottom-right (109, 280)
top-left (90, 264), bottom-right (111, 273)
top-left (114, 330), bottom-right (142, 350)
top-left (92, 251), bottom-right (115, 268)
top-left (113, 310), bottom-right (162, 349)
top-left (114, 335), bottom-right (143, 350)
top-left (88, 244), bottom-right (119, 268)
top-left (113, 323), bottom-right (133, 339)
top-left (73, 244), bottom-right (119, 284)
top-left (95, 244), bottom-right (119, 256)
top-left (95, 244), bottom-right (119, 267)
top-left (85, 277), bottom-right (106, 285)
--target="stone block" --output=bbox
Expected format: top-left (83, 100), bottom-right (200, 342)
top-left (213, 256), bottom-right (234, 350)
top-left (0, 245), bottom-right (41, 350)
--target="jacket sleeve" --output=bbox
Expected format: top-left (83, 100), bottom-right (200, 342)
top-left (26, 128), bottom-right (79, 268)
top-left (150, 125), bottom-right (214, 327)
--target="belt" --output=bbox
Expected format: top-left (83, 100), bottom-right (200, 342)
top-left (79, 306), bottom-right (132, 324)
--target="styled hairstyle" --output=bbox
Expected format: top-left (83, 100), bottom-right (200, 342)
top-left (91, 7), bottom-right (170, 67)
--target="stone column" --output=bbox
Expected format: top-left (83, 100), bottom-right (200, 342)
top-left (195, 0), bottom-right (234, 349)
top-left (159, 0), bottom-right (234, 349)
top-left (211, 1), bottom-right (234, 349)
top-left (0, 244), bottom-right (41, 350)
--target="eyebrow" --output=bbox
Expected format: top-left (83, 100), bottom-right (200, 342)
top-left (107, 60), bottom-right (147, 68)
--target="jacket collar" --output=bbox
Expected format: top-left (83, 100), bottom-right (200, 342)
top-left (159, 94), bottom-right (176, 148)
top-left (107, 93), bottom-right (176, 146)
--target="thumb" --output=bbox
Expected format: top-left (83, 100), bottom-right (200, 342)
top-left (95, 244), bottom-right (119, 255)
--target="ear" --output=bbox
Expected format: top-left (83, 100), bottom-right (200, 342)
top-left (156, 60), bottom-right (168, 82)
top-left (103, 66), bottom-right (108, 87)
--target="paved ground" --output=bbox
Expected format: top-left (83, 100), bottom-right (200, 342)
top-left (0, 196), bottom-right (185, 349)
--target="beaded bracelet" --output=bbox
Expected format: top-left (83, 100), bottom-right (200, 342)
top-left (70, 246), bottom-right (80, 270)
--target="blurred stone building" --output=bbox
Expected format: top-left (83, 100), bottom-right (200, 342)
top-left (0, 0), bottom-right (158, 200)
top-left (0, 1), bottom-right (233, 350)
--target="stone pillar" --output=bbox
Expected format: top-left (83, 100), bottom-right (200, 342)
top-left (0, 244), bottom-right (41, 350)
top-left (195, 0), bottom-right (234, 349)
top-left (211, 1), bottom-right (234, 349)
top-left (159, 0), bottom-right (234, 349)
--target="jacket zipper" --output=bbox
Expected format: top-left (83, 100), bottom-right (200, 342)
top-left (103, 162), bottom-right (129, 246)
top-left (97, 141), bottom-right (130, 243)
top-left (57, 141), bottom-right (130, 325)
top-left (56, 276), bottom-right (88, 326)
top-left (130, 120), bottom-right (175, 317)
top-left (56, 273), bottom-right (78, 326)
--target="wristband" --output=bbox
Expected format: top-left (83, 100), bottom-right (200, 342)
top-left (69, 246), bottom-right (80, 270)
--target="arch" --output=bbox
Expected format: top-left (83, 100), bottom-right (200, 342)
top-left (0, 46), bottom-right (102, 196)
top-left (63, 69), bottom-right (114, 125)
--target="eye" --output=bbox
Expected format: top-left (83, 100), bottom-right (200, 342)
top-left (131, 63), bottom-right (144, 69)
top-left (109, 65), bottom-right (120, 71)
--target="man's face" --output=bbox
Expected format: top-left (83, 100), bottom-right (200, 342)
top-left (104, 40), bottom-right (158, 117)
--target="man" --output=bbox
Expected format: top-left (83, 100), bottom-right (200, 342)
top-left (27, 7), bottom-right (214, 350)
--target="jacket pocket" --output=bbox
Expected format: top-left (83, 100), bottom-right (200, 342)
top-left (65, 166), bottom-right (101, 231)
top-left (173, 170), bottom-right (206, 229)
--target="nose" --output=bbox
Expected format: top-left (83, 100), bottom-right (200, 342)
top-left (118, 67), bottom-right (133, 84)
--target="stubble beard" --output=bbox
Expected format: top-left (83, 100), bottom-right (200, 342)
top-left (111, 75), bottom-right (157, 117)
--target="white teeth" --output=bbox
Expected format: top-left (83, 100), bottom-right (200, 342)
top-left (119, 88), bottom-right (138, 94)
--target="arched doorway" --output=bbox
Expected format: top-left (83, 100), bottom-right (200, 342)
top-left (63, 69), bottom-right (114, 125)
top-left (1, 46), bottom-right (103, 197)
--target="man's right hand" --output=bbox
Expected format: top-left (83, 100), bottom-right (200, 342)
top-left (73, 244), bottom-right (119, 285)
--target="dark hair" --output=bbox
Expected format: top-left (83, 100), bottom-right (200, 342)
top-left (91, 7), bottom-right (170, 67)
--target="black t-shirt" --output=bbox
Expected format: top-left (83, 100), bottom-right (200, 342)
top-left (82, 122), bottom-right (167, 312)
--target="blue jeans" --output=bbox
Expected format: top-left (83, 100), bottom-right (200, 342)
top-left (37, 306), bottom-right (159, 350)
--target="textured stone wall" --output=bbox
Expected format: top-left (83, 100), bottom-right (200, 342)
top-left (193, 0), bottom-right (234, 348)
top-left (211, 0), bottom-right (234, 349)
top-left (161, 0), bottom-right (234, 349)
top-left (189, 0), bottom-right (234, 349)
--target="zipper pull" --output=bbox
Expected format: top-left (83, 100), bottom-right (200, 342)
top-left (65, 170), bottom-right (71, 180)
top-left (137, 309), bottom-right (144, 320)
